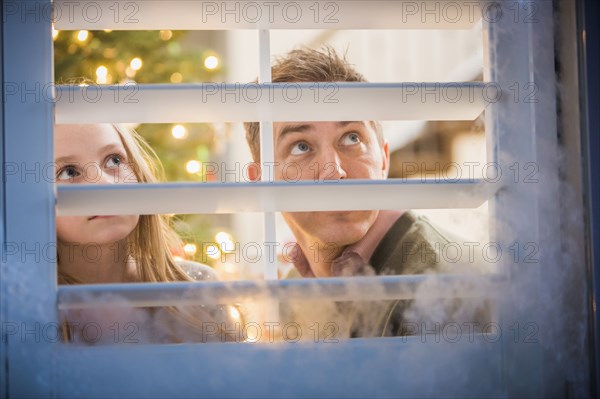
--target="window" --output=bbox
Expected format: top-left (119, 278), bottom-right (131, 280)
top-left (1, 1), bottom-right (595, 397)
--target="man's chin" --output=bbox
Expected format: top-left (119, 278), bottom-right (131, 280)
top-left (313, 215), bottom-right (374, 246)
top-left (284, 210), bottom-right (378, 248)
top-left (321, 210), bottom-right (372, 222)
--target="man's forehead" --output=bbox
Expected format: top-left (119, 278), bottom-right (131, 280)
top-left (274, 121), bottom-right (367, 135)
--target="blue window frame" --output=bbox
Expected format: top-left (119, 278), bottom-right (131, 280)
top-left (1, 1), bottom-right (595, 397)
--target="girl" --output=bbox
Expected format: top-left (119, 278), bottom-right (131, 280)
top-left (55, 123), bottom-right (242, 343)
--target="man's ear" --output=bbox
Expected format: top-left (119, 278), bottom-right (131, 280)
top-left (382, 140), bottom-right (390, 178)
top-left (247, 162), bottom-right (261, 181)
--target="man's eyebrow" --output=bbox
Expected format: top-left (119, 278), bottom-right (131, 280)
top-left (278, 124), bottom-right (313, 138)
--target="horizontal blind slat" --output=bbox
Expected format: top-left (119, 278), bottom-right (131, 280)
top-left (55, 82), bottom-right (487, 123)
top-left (56, 179), bottom-right (497, 215)
top-left (53, 1), bottom-right (482, 30)
top-left (57, 274), bottom-right (501, 309)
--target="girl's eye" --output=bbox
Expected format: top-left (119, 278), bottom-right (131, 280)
top-left (56, 166), bottom-right (79, 181)
top-left (105, 154), bottom-right (123, 169)
top-left (290, 142), bottom-right (310, 155)
top-left (341, 132), bottom-right (361, 146)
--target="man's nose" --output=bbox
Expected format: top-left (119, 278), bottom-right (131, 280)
top-left (314, 149), bottom-right (347, 181)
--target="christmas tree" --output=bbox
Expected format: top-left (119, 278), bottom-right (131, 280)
top-left (53, 28), bottom-right (227, 265)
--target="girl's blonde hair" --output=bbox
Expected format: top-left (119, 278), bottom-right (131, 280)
top-left (112, 124), bottom-right (191, 284)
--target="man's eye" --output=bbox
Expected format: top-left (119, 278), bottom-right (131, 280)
top-left (56, 166), bottom-right (79, 181)
top-left (290, 142), bottom-right (311, 155)
top-left (341, 132), bottom-right (361, 146)
top-left (105, 154), bottom-right (123, 169)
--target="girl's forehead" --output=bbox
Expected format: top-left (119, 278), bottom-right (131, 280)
top-left (55, 124), bottom-right (126, 147)
top-left (55, 124), bottom-right (118, 138)
top-left (54, 124), bottom-right (125, 157)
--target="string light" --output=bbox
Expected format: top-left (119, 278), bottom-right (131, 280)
top-left (96, 66), bottom-right (108, 77)
top-left (228, 307), bottom-right (241, 320)
top-left (183, 243), bottom-right (197, 256)
top-left (186, 160), bottom-right (201, 174)
top-left (204, 55), bottom-right (219, 70)
top-left (160, 30), bottom-right (173, 40)
top-left (104, 29), bottom-right (112, 33)
top-left (216, 232), bottom-right (235, 253)
top-left (95, 66), bottom-right (108, 84)
top-left (171, 125), bottom-right (187, 139)
top-left (76, 30), bottom-right (89, 42)
top-left (130, 57), bottom-right (143, 71)
top-left (52, 27), bottom-right (59, 40)
top-left (170, 72), bottom-right (183, 83)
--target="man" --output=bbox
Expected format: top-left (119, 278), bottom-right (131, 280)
top-left (244, 47), bottom-right (483, 337)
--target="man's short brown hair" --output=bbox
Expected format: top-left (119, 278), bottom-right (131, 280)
top-left (243, 47), bottom-right (383, 162)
